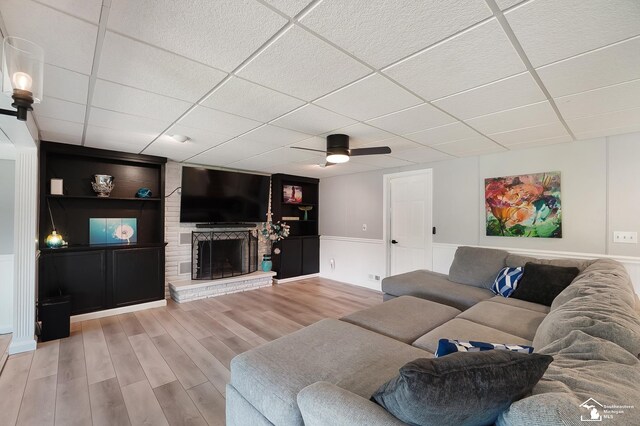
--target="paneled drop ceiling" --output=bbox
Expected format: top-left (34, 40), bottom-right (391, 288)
top-left (1, 0), bottom-right (639, 178)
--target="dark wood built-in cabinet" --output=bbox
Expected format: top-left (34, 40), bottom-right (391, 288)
top-left (38, 142), bottom-right (167, 316)
top-left (270, 174), bottom-right (320, 280)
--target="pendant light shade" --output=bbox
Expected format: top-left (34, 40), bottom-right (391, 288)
top-left (1, 36), bottom-right (44, 121)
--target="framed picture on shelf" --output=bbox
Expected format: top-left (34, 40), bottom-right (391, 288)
top-left (283, 185), bottom-right (303, 204)
top-left (89, 218), bottom-right (138, 244)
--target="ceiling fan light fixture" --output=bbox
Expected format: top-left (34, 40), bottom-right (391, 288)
top-left (326, 146), bottom-right (349, 163)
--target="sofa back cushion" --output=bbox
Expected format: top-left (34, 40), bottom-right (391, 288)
top-left (449, 246), bottom-right (508, 289)
top-left (505, 254), bottom-right (594, 273)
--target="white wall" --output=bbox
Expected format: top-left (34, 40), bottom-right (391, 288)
top-left (0, 159), bottom-right (15, 254)
top-left (319, 132), bottom-right (640, 289)
top-left (0, 254), bottom-right (13, 333)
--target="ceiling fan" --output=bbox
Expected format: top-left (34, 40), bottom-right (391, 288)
top-left (291, 134), bottom-right (391, 165)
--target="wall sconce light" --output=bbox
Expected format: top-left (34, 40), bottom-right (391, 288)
top-left (0, 36), bottom-right (44, 122)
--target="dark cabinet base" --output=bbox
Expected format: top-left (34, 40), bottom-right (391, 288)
top-left (273, 236), bottom-right (320, 280)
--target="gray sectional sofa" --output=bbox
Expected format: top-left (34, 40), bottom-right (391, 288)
top-left (227, 247), bottom-right (640, 425)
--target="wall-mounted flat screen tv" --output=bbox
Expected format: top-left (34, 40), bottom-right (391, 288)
top-left (179, 167), bottom-right (269, 224)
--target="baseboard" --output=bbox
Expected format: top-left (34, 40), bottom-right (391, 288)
top-left (273, 273), bottom-right (319, 284)
top-left (8, 337), bottom-right (37, 355)
top-left (70, 299), bottom-right (167, 323)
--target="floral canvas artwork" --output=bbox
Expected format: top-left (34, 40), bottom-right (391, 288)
top-left (485, 172), bottom-right (561, 238)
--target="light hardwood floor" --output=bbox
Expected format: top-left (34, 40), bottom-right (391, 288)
top-left (0, 278), bottom-right (382, 425)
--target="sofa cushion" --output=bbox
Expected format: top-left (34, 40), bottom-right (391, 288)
top-left (491, 266), bottom-right (523, 297)
top-left (341, 296), bottom-right (460, 344)
top-left (510, 263), bottom-right (580, 306)
top-left (435, 339), bottom-right (534, 357)
top-left (230, 318), bottom-right (430, 426)
top-left (372, 351), bottom-right (553, 426)
top-left (498, 331), bottom-right (640, 426)
top-left (505, 254), bottom-right (595, 272)
top-left (413, 318), bottom-right (532, 353)
top-left (487, 295), bottom-right (550, 314)
top-left (448, 246), bottom-right (508, 289)
top-left (381, 270), bottom-right (494, 311)
top-left (458, 301), bottom-right (547, 341)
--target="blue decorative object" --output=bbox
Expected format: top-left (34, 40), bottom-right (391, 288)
top-left (491, 266), bottom-right (523, 297)
top-left (261, 254), bottom-right (272, 272)
top-left (136, 187), bottom-right (152, 198)
top-left (90, 218), bottom-right (137, 244)
top-left (436, 339), bottom-right (534, 358)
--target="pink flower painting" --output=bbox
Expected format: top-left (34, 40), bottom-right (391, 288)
top-left (485, 172), bottom-right (561, 238)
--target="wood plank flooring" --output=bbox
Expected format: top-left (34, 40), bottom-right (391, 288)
top-left (0, 278), bottom-right (382, 425)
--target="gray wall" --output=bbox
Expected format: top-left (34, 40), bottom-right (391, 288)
top-left (320, 132), bottom-right (640, 257)
top-left (0, 160), bottom-right (15, 254)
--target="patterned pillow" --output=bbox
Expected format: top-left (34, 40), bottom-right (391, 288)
top-left (436, 339), bottom-right (534, 358)
top-left (492, 266), bottom-right (523, 297)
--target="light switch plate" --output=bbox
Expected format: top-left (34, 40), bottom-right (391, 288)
top-left (613, 231), bottom-right (637, 244)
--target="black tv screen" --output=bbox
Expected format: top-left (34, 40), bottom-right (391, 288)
top-left (179, 167), bottom-right (269, 223)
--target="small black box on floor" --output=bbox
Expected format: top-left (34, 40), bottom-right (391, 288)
top-left (39, 295), bottom-right (71, 342)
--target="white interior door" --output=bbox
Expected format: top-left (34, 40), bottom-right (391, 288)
top-left (387, 170), bottom-right (432, 276)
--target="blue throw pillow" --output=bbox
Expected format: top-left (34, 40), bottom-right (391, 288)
top-left (492, 266), bottom-right (523, 297)
top-left (436, 339), bottom-right (534, 358)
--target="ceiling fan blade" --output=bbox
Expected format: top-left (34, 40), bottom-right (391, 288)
top-left (349, 146), bottom-right (392, 156)
top-left (290, 146), bottom-right (327, 153)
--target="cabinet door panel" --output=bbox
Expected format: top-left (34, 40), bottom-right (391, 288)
top-left (39, 251), bottom-right (107, 315)
top-left (278, 238), bottom-right (302, 279)
top-left (302, 237), bottom-right (320, 275)
top-left (112, 247), bottom-right (164, 307)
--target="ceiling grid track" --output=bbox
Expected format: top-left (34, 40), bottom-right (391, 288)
top-left (484, 0), bottom-right (577, 141)
top-left (80, 0), bottom-right (112, 146)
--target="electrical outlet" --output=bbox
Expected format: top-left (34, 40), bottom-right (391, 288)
top-left (362, 224), bottom-right (367, 231)
top-left (330, 258), bottom-right (335, 270)
top-left (613, 231), bottom-right (637, 244)
top-left (374, 275), bottom-right (380, 281)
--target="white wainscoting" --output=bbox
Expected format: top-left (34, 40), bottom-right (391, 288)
top-left (320, 237), bottom-right (640, 296)
top-left (319, 236), bottom-right (386, 291)
top-left (0, 254), bottom-right (13, 334)
top-left (433, 243), bottom-right (640, 296)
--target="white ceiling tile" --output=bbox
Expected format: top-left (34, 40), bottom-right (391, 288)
top-left (366, 103), bottom-right (456, 135)
top-left (390, 146), bottom-right (454, 163)
top-left (537, 36), bottom-right (640, 98)
top-left (88, 107), bottom-right (170, 134)
top-left (490, 122), bottom-right (570, 145)
top-left (228, 146), bottom-right (325, 170)
top-left (200, 77), bottom-right (304, 122)
top-left (263, 0), bottom-right (313, 17)
top-left (505, 0), bottom-right (640, 67)
top-left (301, 0), bottom-right (491, 68)
top-left (319, 123), bottom-right (395, 147)
top-left (432, 72), bottom-right (546, 119)
top-left (495, 0), bottom-right (525, 10)
top-left (98, 32), bottom-right (227, 102)
top-left (555, 79), bottom-right (640, 120)
top-left (92, 79), bottom-right (191, 122)
top-left (505, 135), bottom-right (573, 150)
top-left (35, 97), bottom-right (85, 123)
top-left (405, 122), bottom-right (481, 146)
top-left (454, 145), bottom-right (507, 157)
top-left (271, 104), bottom-right (356, 134)
top-left (177, 105), bottom-right (262, 136)
top-left (350, 155), bottom-right (415, 168)
top-left (35, 0), bottom-right (103, 23)
top-left (292, 159), bottom-right (378, 177)
top-left (84, 125), bottom-right (157, 153)
top-left (384, 19), bottom-right (525, 100)
top-left (188, 140), bottom-right (260, 167)
top-left (314, 74), bottom-right (421, 121)
top-left (433, 136), bottom-right (502, 156)
top-left (0, 0), bottom-right (98, 74)
top-left (237, 26), bottom-right (371, 101)
top-left (363, 136), bottom-right (421, 153)
top-left (289, 136), bottom-right (326, 151)
top-left (465, 101), bottom-right (558, 135)
top-left (567, 106), bottom-right (640, 139)
top-left (43, 64), bottom-right (89, 105)
top-left (108, 0), bottom-right (287, 71)
top-left (143, 126), bottom-right (231, 162)
top-left (36, 116), bottom-right (83, 145)
top-left (240, 125), bottom-right (311, 146)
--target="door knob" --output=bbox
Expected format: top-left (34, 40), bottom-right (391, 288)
top-left (391, 240), bottom-right (398, 244)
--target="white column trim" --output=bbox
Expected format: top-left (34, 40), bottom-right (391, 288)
top-left (9, 147), bottom-right (37, 354)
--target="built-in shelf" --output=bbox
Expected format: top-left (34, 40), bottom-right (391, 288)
top-left (40, 242), bottom-right (168, 254)
top-left (46, 194), bottom-right (161, 201)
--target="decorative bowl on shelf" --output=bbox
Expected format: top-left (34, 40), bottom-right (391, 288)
top-left (91, 174), bottom-right (114, 197)
top-left (298, 205), bottom-right (313, 221)
top-left (136, 187), bottom-right (152, 198)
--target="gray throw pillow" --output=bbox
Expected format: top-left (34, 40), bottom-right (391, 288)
top-left (371, 351), bottom-right (553, 426)
top-left (448, 246), bottom-right (508, 289)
